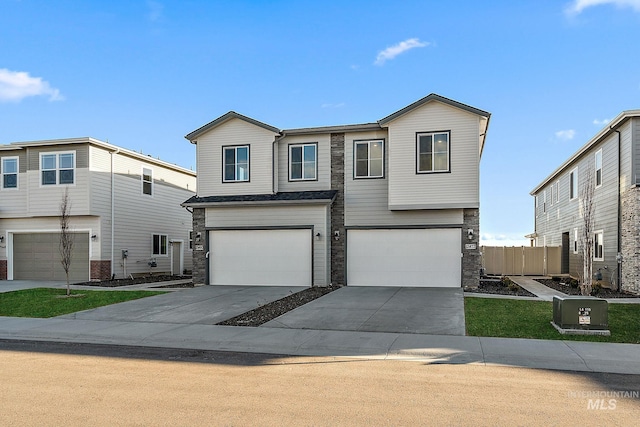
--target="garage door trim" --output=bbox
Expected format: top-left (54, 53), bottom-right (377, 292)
top-left (7, 229), bottom-right (93, 281)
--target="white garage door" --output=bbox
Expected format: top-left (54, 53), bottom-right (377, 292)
top-left (209, 229), bottom-right (312, 286)
top-left (12, 232), bottom-right (90, 282)
top-left (347, 228), bottom-right (461, 287)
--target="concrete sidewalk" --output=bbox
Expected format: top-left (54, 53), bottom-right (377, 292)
top-left (1, 315), bottom-right (638, 374)
top-left (508, 276), bottom-right (640, 303)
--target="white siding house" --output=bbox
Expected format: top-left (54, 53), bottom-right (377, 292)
top-left (184, 94), bottom-right (490, 288)
top-left (0, 138), bottom-right (196, 282)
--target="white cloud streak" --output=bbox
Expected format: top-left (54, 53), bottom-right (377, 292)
top-left (566, 0), bottom-right (640, 14)
top-left (555, 129), bottom-right (576, 141)
top-left (0, 68), bottom-right (63, 102)
top-left (593, 118), bottom-right (611, 126)
top-left (374, 38), bottom-right (429, 65)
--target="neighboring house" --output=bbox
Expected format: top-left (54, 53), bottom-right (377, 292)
top-left (0, 137), bottom-right (196, 282)
top-left (182, 93), bottom-right (490, 288)
top-left (529, 110), bottom-right (640, 294)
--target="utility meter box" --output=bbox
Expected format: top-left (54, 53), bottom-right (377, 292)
top-left (552, 295), bottom-right (609, 335)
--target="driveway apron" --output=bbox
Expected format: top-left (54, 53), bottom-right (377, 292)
top-left (263, 287), bottom-right (466, 336)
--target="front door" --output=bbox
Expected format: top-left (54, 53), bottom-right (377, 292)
top-left (171, 242), bottom-right (182, 275)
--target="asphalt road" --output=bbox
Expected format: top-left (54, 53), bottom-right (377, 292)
top-left (1, 340), bottom-right (638, 426)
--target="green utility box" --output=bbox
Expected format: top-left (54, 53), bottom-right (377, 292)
top-left (552, 295), bottom-right (609, 336)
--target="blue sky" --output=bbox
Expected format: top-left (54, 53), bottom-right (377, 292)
top-left (2, 0), bottom-right (640, 245)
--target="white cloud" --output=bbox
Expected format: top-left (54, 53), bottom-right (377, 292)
top-left (481, 233), bottom-right (530, 247)
top-left (321, 102), bottom-right (345, 109)
top-left (0, 68), bottom-right (63, 102)
top-left (374, 38), bottom-right (429, 66)
top-left (555, 129), bottom-right (576, 141)
top-left (566, 0), bottom-right (640, 15)
top-left (593, 118), bottom-right (611, 126)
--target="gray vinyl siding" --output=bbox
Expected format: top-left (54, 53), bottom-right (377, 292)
top-left (386, 101), bottom-right (480, 210)
top-left (195, 118), bottom-right (278, 197)
top-left (0, 150), bottom-right (27, 216)
top-left (344, 129), bottom-right (463, 226)
top-left (633, 118), bottom-right (640, 185)
top-left (205, 204), bottom-right (330, 285)
top-left (277, 134), bottom-right (331, 192)
top-left (533, 123), bottom-right (629, 285)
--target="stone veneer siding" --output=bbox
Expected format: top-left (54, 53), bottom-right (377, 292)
top-left (330, 133), bottom-right (345, 286)
top-left (0, 260), bottom-right (6, 280)
top-left (191, 208), bottom-right (207, 285)
top-left (90, 260), bottom-right (111, 280)
top-left (462, 208), bottom-right (480, 289)
top-left (620, 187), bottom-right (640, 294)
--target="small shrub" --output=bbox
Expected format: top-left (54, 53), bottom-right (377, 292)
top-left (507, 282), bottom-right (520, 292)
top-left (569, 279), bottom-right (580, 289)
top-left (591, 283), bottom-right (602, 296)
top-left (500, 276), bottom-right (513, 287)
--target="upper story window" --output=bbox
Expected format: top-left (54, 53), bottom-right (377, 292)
top-left (556, 180), bottom-right (560, 203)
top-left (417, 131), bottom-right (450, 173)
top-left (41, 152), bottom-right (75, 186)
top-left (569, 168), bottom-right (578, 200)
top-left (595, 149), bottom-right (602, 187)
top-left (289, 143), bottom-right (317, 181)
top-left (354, 139), bottom-right (384, 178)
top-left (573, 228), bottom-right (578, 254)
top-left (142, 167), bottom-right (153, 195)
top-left (542, 190), bottom-right (546, 213)
top-left (223, 145), bottom-right (249, 182)
top-left (1, 157), bottom-right (18, 189)
top-left (152, 234), bottom-right (168, 256)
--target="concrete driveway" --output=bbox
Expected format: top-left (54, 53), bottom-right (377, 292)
top-left (263, 286), bottom-right (466, 336)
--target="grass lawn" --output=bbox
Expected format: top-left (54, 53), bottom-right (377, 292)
top-left (0, 288), bottom-right (167, 318)
top-left (465, 297), bottom-right (640, 344)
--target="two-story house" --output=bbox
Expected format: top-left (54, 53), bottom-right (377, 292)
top-left (530, 110), bottom-right (640, 294)
top-left (0, 137), bottom-right (196, 282)
top-left (182, 94), bottom-right (490, 288)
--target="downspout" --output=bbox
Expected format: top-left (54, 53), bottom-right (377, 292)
top-left (612, 127), bottom-right (622, 290)
top-left (110, 148), bottom-right (120, 279)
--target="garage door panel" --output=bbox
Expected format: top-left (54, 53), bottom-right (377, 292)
top-left (210, 229), bottom-right (311, 286)
top-left (347, 229), bottom-right (461, 287)
top-left (13, 233), bottom-right (90, 282)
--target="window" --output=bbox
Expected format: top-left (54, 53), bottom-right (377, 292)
top-left (543, 190), bottom-right (546, 213)
top-left (1, 157), bottom-right (18, 189)
top-left (354, 140), bottom-right (384, 178)
top-left (142, 167), bottom-right (153, 195)
top-left (41, 152), bottom-right (75, 185)
top-left (188, 231), bottom-right (193, 250)
top-left (594, 231), bottom-right (604, 261)
top-left (569, 168), bottom-right (578, 200)
top-left (550, 186), bottom-right (554, 206)
top-left (595, 149), bottom-right (602, 187)
top-left (556, 180), bottom-right (560, 203)
top-left (289, 143), bottom-right (317, 181)
top-left (152, 234), bottom-right (168, 256)
top-left (223, 146), bottom-right (249, 182)
top-left (417, 131), bottom-right (450, 173)
top-left (573, 228), bottom-right (578, 254)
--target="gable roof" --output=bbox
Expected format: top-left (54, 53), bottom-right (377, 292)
top-left (378, 93), bottom-right (491, 125)
top-left (185, 111), bottom-right (280, 142)
top-left (530, 109), bottom-right (640, 195)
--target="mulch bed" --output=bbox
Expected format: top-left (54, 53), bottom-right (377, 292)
top-left (535, 278), bottom-right (638, 298)
top-left (465, 279), bottom-right (536, 297)
top-left (217, 285), bottom-right (339, 327)
top-left (74, 275), bottom-right (193, 288)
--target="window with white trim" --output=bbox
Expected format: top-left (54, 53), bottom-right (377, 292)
top-left (417, 131), bottom-right (450, 173)
top-left (289, 143), bottom-right (317, 181)
top-left (569, 168), bottom-right (578, 200)
top-left (595, 149), bottom-right (602, 187)
top-left (354, 140), bottom-right (384, 178)
top-left (573, 228), bottom-right (578, 254)
top-left (41, 152), bottom-right (75, 185)
top-left (142, 167), bottom-right (153, 195)
top-left (550, 185), bottom-right (554, 206)
top-left (556, 180), bottom-right (560, 203)
top-left (1, 157), bottom-right (18, 189)
top-left (594, 231), bottom-right (604, 261)
top-left (223, 145), bottom-right (249, 182)
top-left (152, 234), bottom-right (168, 256)
top-left (188, 230), bottom-right (193, 250)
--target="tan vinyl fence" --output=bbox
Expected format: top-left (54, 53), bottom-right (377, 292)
top-left (481, 246), bottom-right (562, 276)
